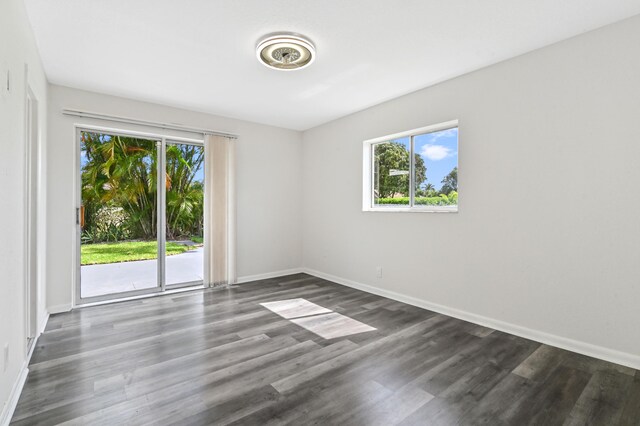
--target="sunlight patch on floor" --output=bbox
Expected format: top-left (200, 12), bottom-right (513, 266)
top-left (260, 298), bottom-right (376, 339)
top-left (260, 298), bottom-right (332, 319)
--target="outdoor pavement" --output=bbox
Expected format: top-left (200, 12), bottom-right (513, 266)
top-left (81, 247), bottom-right (204, 298)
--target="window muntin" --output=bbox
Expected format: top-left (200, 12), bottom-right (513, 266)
top-left (364, 122), bottom-right (458, 212)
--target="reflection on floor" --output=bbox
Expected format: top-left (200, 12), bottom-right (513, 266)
top-left (260, 298), bottom-right (377, 339)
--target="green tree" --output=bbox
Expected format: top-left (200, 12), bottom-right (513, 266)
top-left (81, 133), bottom-right (158, 240)
top-left (81, 132), bottom-right (204, 242)
top-left (374, 141), bottom-right (426, 198)
top-left (440, 167), bottom-right (458, 195)
top-left (416, 182), bottom-right (435, 197)
top-left (165, 144), bottom-right (204, 239)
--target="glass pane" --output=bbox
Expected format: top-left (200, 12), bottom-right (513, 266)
top-left (80, 132), bottom-right (158, 298)
top-left (165, 142), bottom-right (205, 286)
top-left (373, 137), bottom-right (411, 206)
top-left (413, 127), bottom-right (458, 208)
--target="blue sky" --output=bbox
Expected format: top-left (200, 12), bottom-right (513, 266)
top-left (414, 128), bottom-right (458, 191)
top-left (193, 164), bottom-right (204, 182)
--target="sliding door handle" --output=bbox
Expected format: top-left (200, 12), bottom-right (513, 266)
top-left (76, 206), bottom-right (85, 228)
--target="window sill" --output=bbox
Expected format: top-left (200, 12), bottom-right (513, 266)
top-left (363, 206), bottom-right (458, 213)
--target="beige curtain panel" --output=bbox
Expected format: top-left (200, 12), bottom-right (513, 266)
top-left (203, 134), bottom-right (236, 287)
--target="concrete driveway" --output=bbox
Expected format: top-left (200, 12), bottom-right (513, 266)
top-left (81, 247), bottom-right (203, 298)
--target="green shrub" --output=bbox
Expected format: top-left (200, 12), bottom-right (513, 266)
top-left (375, 197), bottom-right (410, 205)
top-left (376, 196), bottom-right (458, 206)
top-left (82, 206), bottom-right (132, 243)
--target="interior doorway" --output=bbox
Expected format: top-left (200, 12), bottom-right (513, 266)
top-left (76, 128), bottom-right (204, 304)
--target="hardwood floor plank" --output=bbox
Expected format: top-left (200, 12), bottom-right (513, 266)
top-left (12, 274), bottom-right (639, 425)
top-left (512, 344), bottom-right (564, 380)
top-left (270, 317), bottom-right (443, 394)
top-left (399, 364), bottom-right (513, 425)
top-left (268, 379), bottom-right (392, 426)
top-left (564, 370), bottom-right (635, 426)
top-left (178, 384), bottom-right (282, 426)
top-left (618, 375), bottom-right (640, 425)
top-left (506, 365), bottom-right (591, 425)
top-left (454, 373), bottom-right (536, 425)
top-left (343, 382), bottom-right (434, 426)
top-left (52, 341), bottom-right (319, 425)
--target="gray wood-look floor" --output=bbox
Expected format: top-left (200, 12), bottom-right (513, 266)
top-left (12, 274), bottom-right (640, 425)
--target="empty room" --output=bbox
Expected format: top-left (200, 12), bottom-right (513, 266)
top-left (2, 0), bottom-right (640, 424)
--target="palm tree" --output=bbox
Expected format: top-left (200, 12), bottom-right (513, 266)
top-left (165, 144), bottom-right (204, 239)
top-left (414, 182), bottom-right (437, 198)
top-left (81, 132), bottom-right (204, 242)
top-left (81, 132), bottom-right (158, 240)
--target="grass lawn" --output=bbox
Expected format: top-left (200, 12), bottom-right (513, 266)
top-left (81, 240), bottom-right (199, 265)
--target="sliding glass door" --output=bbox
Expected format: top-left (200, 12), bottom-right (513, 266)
top-left (164, 141), bottom-right (205, 288)
top-left (77, 129), bottom-right (204, 303)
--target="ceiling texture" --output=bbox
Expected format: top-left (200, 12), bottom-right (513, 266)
top-left (24, 0), bottom-right (640, 130)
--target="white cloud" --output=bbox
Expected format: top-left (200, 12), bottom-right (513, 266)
top-left (430, 128), bottom-right (457, 141)
top-left (420, 144), bottom-right (455, 161)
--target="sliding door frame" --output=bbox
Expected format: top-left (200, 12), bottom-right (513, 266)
top-left (74, 125), bottom-right (204, 306)
top-left (163, 138), bottom-right (205, 290)
top-left (158, 137), bottom-right (166, 292)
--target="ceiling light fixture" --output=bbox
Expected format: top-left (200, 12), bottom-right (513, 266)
top-left (256, 32), bottom-right (315, 71)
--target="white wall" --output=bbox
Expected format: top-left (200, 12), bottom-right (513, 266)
top-left (0, 0), bottom-right (48, 421)
top-left (47, 85), bottom-right (303, 311)
top-left (302, 15), bottom-right (640, 366)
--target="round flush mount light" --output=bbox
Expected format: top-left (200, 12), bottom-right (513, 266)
top-left (256, 33), bottom-right (315, 71)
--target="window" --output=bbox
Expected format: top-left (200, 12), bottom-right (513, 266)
top-left (363, 120), bottom-right (458, 212)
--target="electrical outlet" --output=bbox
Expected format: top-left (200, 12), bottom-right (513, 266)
top-left (3, 343), bottom-right (8, 372)
top-left (376, 266), bottom-right (383, 279)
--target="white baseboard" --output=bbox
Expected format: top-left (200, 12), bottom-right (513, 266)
top-left (302, 268), bottom-right (640, 371)
top-left (0, 311), bottom-right (49, 426)
top-left (48, 304), bottom-right (72, 314)
top-left (38, 313), bottom-right (50, 335)
top-left (236, 268), bottom-right (304, 284)
top-left (0, 363), bottom-right (28, 426)
top-left (0, 312), bottom-right (49, 426)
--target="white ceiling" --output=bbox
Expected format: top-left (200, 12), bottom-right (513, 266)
top-left (24, 0), bottom-right (640, 130)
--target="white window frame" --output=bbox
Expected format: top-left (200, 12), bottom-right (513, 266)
top-left (362, 120), bottom-right (459, 213)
